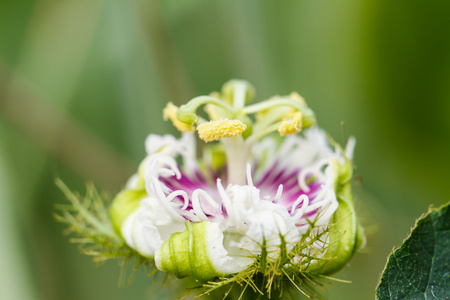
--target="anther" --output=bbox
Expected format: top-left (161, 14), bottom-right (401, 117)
top-left (197, 119), bottom-right (247, 142)
top-left (163, 102), bottom-right (195, 132)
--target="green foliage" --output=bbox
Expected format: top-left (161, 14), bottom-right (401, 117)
top-left (376, 202), bottom-right (450, 300)
top-left (53, 179), bottom-right (147, 266)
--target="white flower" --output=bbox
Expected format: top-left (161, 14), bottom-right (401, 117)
top-left (117, 126), bottom-right (344, 274)
top-left (111, 80), bottom-right (364, 282)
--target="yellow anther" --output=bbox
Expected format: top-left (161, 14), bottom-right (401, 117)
top-left (278, 112), bottom-right (303, 136)
top-left (289, 92), bottom-right (307, 106)
top-left (163, 102), bottom-right (195, 132)
top-left (197, 119), bottom-right (247, 143)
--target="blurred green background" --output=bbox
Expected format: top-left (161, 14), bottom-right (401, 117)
top-left (1, 0), bottom-right (449, 299)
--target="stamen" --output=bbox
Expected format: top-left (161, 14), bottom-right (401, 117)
top-left (289, 92), bottom-right (306, 105)
top-left (278, 112), bottom-right (302, 136)
top-left (177, 96), bottom-right (236, 124)
top-left (204, 104), bottom-right (221, 121)
top-left (163, 102), bottom-right (195, 132)
top-left (197, 119), bottom-right (247, 143)
top-left (241, 97), bottom-right (314, 128)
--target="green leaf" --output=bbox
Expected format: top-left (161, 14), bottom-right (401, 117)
top-left (376, 202), bottom-right (450, 300)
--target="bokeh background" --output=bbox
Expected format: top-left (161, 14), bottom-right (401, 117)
top-left (1, 1), bottom-right (449, 299)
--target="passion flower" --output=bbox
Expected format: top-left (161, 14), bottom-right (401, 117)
top-left (58, 80), bottom-right (365, 299)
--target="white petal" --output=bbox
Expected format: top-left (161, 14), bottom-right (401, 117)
top-left (145, 134), bottom-right (178, 155)
top-left (207, 223), bottom-right (254, 274)
top-left (121, 197), bottom-right (186, 257)
top-left (239, 203), bottom-right (300, 257)
top-left (132, 218), bottom-right (185, 258)
top-left (121, 206), bottom-right (144, 249)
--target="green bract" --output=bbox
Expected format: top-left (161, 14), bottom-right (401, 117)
top-left (110, 188), bottom-right (146, 238)
top-left (156, 221), bottom-right (225, 282)
top-left (306, 155), bottom-right (364, 275)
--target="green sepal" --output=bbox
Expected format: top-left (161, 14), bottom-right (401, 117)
top-left (188, 222), bottom-right (221, 281)
top-left (110, 188), bottom-right (147, 238)
top-left (158, 224), bottom-right (191, 278)
top-left (157, 221), bottom-right (221, 282)
top-left (314, 191), bottom-right (359, 275)
top-left (306, 154), bottom-right (363, 275)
